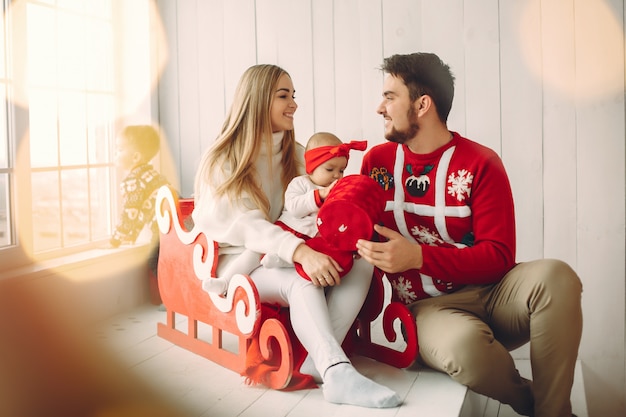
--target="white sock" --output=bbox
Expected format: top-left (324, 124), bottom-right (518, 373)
top-left (322, 362), bottom-right (401, 408)
top-left (260, 253), bottom-right (291, 268)
top-left (300, 355), bottom-right (322, 383)
top-left (201, 277), bottom-right (229, 295)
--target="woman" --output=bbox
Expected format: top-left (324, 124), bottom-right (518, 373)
top-left (193, 64), bottom-right (400, 408)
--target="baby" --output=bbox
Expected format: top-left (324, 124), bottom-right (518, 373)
top-left (202, 132), bottom-right (367, 295)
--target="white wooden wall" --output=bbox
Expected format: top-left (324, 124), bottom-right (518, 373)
top-left (153, 1), bottom-right (625, 416)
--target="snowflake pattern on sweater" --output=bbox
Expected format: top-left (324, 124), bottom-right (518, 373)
top-left (448, 169), bottom-right (473, 201)
top-left (361, 132), bottom-right (517, 304)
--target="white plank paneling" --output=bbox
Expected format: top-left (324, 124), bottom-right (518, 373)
top-left (276, 0), bottom-right (315, 143)
top-left (333, 0), bottom-right (365, 144)
top-left (420, 0), bottom-right (466, 134)
top-left (311, 0), bottom-right (337, 139)
top-left (176, 0), bottom-right (201, 198)
top-left (376, 0), bottom-right (423, 169)
top-left (574, 1), bottom-right (626, 416)
top-left (499, 0), bottom-right (545, 263)
top-left (156, 0), bottom-right (182, 193)
top-left (255, 0), bottom-right (281, 65)
top-left (222, 0), bottom-right (257, 105)
top-left (381, 0), bottom-right (422, 57)
top-left (196, 0), bottom-right (227, 154)
top-left (463, 0), bottom-right (502, 154)
top-left (540, 0), bottom-right (578, 267)
top-left (357, 0), bottom-right (385, 164)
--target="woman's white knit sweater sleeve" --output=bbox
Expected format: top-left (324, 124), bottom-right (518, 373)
top-left (192, 186), bottom-right (303, 263)
top-left (192, 132), bottom-right (306, 264)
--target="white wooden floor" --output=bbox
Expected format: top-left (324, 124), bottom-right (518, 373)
top-left (95, 304), bottom-right (587, 417)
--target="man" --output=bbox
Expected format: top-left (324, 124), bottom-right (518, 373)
top-left (356, 52), bottom-right (582, 417)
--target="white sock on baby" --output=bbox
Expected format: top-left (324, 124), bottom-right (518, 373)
top-left (322, 362), bottom-right (401, 408)
top-left (201, 277), bottom-right (229, 295)
top-left (260, 253), bottom-right (291, 269)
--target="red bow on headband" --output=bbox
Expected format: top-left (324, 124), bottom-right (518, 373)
top-left (304, 140), bottom-right (367, 174)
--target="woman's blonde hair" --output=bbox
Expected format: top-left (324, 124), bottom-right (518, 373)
top-left (194, 64), bottom-right (300, 219)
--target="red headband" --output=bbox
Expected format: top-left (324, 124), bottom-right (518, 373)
top-left (304, 140), bottom-right (367, 174)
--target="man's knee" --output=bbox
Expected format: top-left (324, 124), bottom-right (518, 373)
top-left (520, 259), bottom-right (583, 332)
top-left (534, 258), bottom-right (583, 296)
top-left (419, 321), bottom-right (495, 377)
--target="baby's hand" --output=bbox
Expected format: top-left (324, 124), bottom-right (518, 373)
top-left (319, 179), bottom-right (339, 200)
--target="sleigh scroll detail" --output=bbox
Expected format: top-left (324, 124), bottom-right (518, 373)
top-left (154, 185), bottom-right (418, 391)
top-left (155, 186), bottom-right (292, 388)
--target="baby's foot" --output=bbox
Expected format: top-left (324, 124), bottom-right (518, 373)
top-left (201, 277), bottom-right (228, 295)
top-left (261, 254), bottom-right (291, 269)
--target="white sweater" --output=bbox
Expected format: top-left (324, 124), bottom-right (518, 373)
top-left (278, 174), bottom-right (322, 238)
top-left (192, 132), bottom-right (306, 274)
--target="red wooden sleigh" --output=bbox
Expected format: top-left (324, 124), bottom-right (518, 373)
top-left (155, 185), bottom-right (418, 390)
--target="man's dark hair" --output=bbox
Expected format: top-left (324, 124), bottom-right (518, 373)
top-left (381, 53), bottom-right (455, 123)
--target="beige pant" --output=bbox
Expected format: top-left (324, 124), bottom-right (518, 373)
top-left (409, 259), bottom-right (583, 417)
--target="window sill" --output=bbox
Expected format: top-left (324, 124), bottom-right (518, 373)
top-left (0, 244), bottom-right (152, 282)
top-left (0, 244), bottom-right (154, 321)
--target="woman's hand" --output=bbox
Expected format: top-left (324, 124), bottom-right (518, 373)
top-left (293, 243), bottom-right (343, 287)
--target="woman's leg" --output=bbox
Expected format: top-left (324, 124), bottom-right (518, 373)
top-left (325, 258), bottom-right (374, 342)
top-left (300, 258), bottom-right (373, 380)
top-left (250, 266), bottom-right (400, 408)
top-left (204, 251), bottom-right (263, 294)
top-left (251, 266), bottom-right (347, 371)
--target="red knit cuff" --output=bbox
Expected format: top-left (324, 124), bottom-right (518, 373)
top-left (314, 189), bottom-right (323, 207)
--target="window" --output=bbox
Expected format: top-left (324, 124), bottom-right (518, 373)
top-left (1, 0), bottom-right (157, 270)
top-left (27, 0), bottom-right (115, 256)
top-left (0, 1), bottom-right (11, 250)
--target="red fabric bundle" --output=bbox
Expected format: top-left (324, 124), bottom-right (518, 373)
top-left (295, 175), bottom-right (385, 280)
top-left (316, 174), bottom-right (385, 251)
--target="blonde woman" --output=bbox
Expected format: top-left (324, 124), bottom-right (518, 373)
top-left (192, 64), bottom-right (400, 408)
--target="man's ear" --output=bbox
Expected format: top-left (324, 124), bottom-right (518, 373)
top-left (415, 95), bottom-right (433, 117)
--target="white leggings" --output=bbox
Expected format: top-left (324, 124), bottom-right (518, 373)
top-left (249, 258), bottom-right (373, 376)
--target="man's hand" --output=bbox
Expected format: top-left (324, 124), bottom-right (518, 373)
top-left (356, 224), bottom-right (423, 273)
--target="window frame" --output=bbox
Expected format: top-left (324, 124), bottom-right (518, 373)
top-left (1, 0), bottom-right (32, 270)
top-left (0, 0), bottom-right (160, 271)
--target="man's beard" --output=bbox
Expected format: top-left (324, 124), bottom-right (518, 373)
top-left (385, 106), bottom-right (419, 144)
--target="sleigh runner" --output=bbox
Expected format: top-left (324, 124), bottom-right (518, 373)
top-left (155, 185), bottom-right (418, 390)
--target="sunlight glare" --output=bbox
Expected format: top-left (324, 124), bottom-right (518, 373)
top-left (519, 0), bottom-right (624, 100)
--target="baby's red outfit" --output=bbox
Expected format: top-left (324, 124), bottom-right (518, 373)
top-left (294, 174), bottom-right (384, 281)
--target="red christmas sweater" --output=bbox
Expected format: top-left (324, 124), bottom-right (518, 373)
top-left (360, 132), bottom-right (516, 304)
